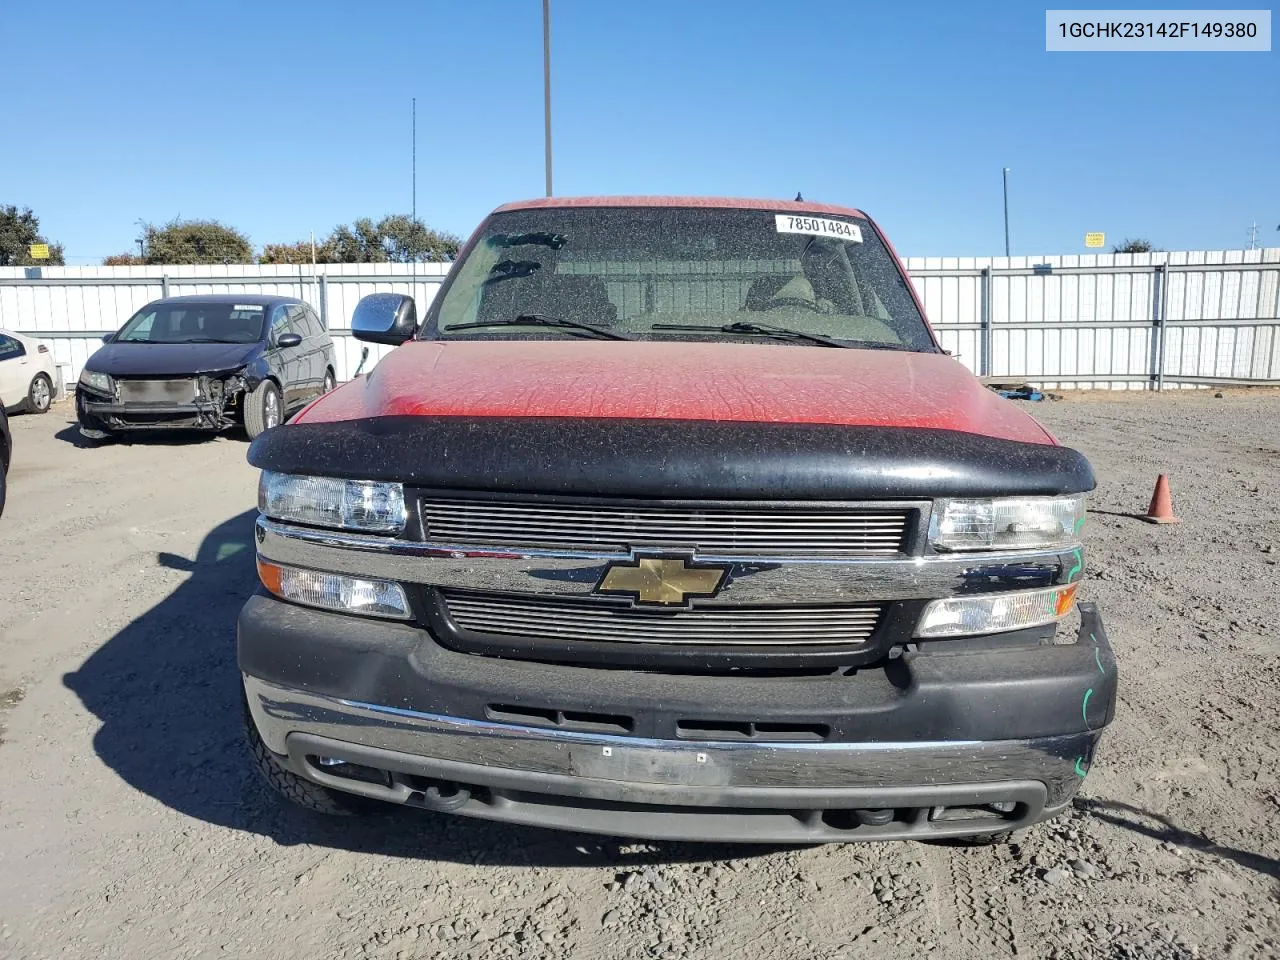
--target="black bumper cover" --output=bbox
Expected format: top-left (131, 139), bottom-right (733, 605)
top-left (238, 595), bottom-right (1116, 841)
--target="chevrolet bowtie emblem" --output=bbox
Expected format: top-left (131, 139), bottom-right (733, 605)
top-left (596, 556), bottom-right (726, 606)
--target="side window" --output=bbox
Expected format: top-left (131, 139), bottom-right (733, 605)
top-left (269, 306), bottom-right (291, 343)
top-left (0, 334), bottom-right (25, 360)
top-left (287, 305), bottom-right (310, 337)
top-left (303, 305), bottom-right (325, 334)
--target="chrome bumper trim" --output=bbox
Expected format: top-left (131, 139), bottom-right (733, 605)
top-left (244, 675), bottom-right (1088, 806)
top-left (253, 517), bottom-right (1080, 604)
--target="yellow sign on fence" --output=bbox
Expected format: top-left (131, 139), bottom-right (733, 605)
top-left (1084, 232), bottom-right (1105, 249)
top-left (29, 243), bottom-right (50, 260)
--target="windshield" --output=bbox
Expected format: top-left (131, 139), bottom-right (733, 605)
top-left (428, 207), bottom-right (936, 351)
top-left (115, 302), bottom-right (267, 343)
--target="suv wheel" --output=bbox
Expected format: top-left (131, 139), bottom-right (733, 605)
top-left (243, 693), bottom-right (372, 816)
top-left (27, 373), bottom-right (53, 414)
top-left (244, 380), bottom-right (282, 439)
top-left (938, 829), bottom-right (1015, 847)
top-left (75, 392), bottom-right (114, 443)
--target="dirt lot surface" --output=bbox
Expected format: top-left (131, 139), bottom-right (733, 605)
top-left (0, 391), bottom-right (1277, 960)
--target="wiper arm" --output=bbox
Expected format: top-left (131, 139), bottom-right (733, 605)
top-left (444, 313), bottom-right (633, 341)
top-left (651, 321), bottom-right (850, 349)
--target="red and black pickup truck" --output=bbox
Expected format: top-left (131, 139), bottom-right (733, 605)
top-left (238, 197), bottom-right (1117, 844)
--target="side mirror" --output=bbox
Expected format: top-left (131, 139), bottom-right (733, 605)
top-left (101, 332), bottom-right (115, 344)
top-left (352, 293), bottom-right (417, 345)
top-left (276, 332), bottom-right (303, 348)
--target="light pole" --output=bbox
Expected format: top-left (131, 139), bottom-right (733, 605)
top-left (543, 0), bottom-right (553, 197)
top-left (1002, 167), bottom-right (1011, 257)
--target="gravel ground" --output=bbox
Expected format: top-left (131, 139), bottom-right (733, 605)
top-left (0, 391), bottom-right (1277, 960)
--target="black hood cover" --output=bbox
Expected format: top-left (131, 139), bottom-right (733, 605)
top-left (86, 342), bottom-right (259, 377)
top-left (247, 416), bottom-right (1096, 500)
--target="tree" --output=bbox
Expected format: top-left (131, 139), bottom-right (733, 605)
top-left (141, 218), bottom-right (254, 265)
top-left (318, 214), bottom-right (460, 263)
top-left (1111, 238), bottom-right (1159, 254)
top-left (258, 241), bottom-right (318, 265)
top-left (320, 219), bottom-right (383, 263)
top-left (377, 214), bottom-right (460, 263)
top-left (0, 205), bottom-right (66, 266)
top-left (103, 252), bottom-right (145, 266)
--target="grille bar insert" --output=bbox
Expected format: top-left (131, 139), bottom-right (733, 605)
top-left (443, 593), bottom-right (884, 647)
top-left (117, 378), bottom-right (197, 404)
top-left (420, 499), bottom-right (912, 555)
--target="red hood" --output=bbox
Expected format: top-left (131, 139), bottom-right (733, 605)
top-left (297, 340), bottom-right (1054, 444)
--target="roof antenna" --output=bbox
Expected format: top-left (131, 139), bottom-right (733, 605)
top-left (795, 192), bottom-right (804, 202)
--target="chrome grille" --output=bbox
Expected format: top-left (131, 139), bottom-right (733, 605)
top-left (443, 593), bottom-right (884, 647)
top-left (117, 378), bottom-right (197, 404)
top-left (419, 499), bottom-right (911, 556)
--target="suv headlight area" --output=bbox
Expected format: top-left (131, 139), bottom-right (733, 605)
top-left (79, 370), bottom-right (115, 395)
top-left (928, 494), bottom-right (1086, 552)
top-left (258, 471), bottom-right (406, 534)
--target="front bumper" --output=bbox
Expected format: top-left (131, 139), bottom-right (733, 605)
top-left (77, 387), bottom-right (234, 431)
top-left (240, 595), bottom-right (1117, 843)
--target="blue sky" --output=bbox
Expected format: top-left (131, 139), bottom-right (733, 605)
top-left (2, 1), bottom-right (1275, 261)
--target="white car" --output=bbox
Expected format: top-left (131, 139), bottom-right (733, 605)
top-left (0, 329), bottom-right (57, 414)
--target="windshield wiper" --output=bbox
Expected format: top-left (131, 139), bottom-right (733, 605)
top-left (444, 313), bottom-right (633, 341)
top-left (651, 321), bottom-right (851, 349)
top-left (652, 321), bottom-right (917, 351)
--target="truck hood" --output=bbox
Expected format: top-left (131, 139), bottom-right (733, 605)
top-left (85, 341), bottom-right (259, 377)
top-left (298, 340), bottom-right (1053, 445)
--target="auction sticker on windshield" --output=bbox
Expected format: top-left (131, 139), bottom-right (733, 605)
top-left (233, 304), bottom-right (265, 311)
top-left (775, 214), bottom-right (863, 242)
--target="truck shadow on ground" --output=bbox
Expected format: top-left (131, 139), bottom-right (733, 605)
top-left (1074, 798), bottom-right (1280, 879)
top-left (53, 422), bottom-right (246, 449)
top-left (62, 508), bottom-right (789, 869)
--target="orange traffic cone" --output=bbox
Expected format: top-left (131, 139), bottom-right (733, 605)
top-left (1142, 474), bottom-right (1181, 524)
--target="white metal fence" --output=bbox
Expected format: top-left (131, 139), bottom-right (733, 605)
top-left (900, 249), bottom-right (1280, 389)
top-left (2, 249), bottom-right (1277, 389)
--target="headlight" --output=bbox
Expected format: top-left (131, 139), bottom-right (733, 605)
top-left (257, 558), bottom-right (409, 619)
top-left (79, 370), bottom-right (115, 395)
top-left (915, 583), bottom-right (1078, 638)
top-left (928, 494), bottom-right (1086, 551)
top-left (258, 471), bottom-right (406, 534)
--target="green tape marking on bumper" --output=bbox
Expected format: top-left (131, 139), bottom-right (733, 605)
top-left (1067, 548), bottom-right (1083, 582)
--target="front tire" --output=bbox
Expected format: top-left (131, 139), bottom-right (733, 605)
top-left (243, 693), bottom-right (371, 816)
top-left (244, 380), bottom-right (282, 439)
top-left (948, 829), bottom-right (1014, 847)
top-left (75, 391), bottom-right (115, 443)
top-left (27, 373), bottom-right (53, 414)
top-left (322, 369), bottom-right (336, 394)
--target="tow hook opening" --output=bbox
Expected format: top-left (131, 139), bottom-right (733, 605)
top-left (820, 807), bottom-right (912, 831)
top-left (819, 801), bottom-right (1024, 832)
top-left (307, 754), bottom-right (392, 788)
top-left (928, 800), bottom-right (1020, 823)
top-left (403, 776), bottom-right (475, 811)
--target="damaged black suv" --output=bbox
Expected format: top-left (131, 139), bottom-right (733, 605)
top-left (76, 295), bottom-right (336, 440)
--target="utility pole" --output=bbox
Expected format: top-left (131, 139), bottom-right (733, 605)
top-left (412, 97), bottom-right (417, 225)
top-left (1002, 167), bottom-right (1011, 257)
top-left (543, 0), bottom-right (553, 197)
